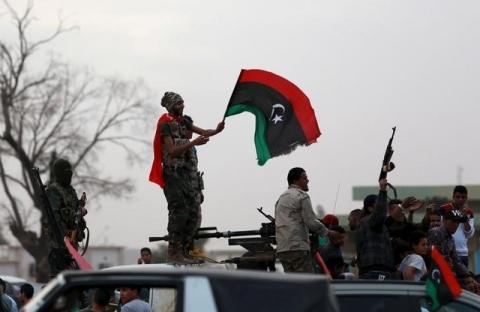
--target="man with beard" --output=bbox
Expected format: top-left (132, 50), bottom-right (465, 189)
top-left (149, 92), bottom-right (224, 264)
top-left (275, 167), bottom-right (337, 273)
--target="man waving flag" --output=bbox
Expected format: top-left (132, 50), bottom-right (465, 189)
top-left (224, 69), bottom-right (321, 165)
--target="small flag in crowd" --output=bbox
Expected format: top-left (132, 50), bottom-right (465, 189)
top-left (224, 69), bottom-right (321, 165)
top-left (426, 246), bottom-right (462, 311)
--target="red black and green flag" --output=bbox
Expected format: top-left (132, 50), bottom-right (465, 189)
top-left (224, 69), bottom-right (321, 165)
top-left (426, 246), bottom-right (462, 311)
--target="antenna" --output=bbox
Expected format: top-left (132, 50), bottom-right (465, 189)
top-left (333, 183), bottom-right (340, 215)
top-left (457, 166), bottom-right (463, 185)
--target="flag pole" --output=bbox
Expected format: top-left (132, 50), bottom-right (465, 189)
top-left (222, 69), bottom-right (244, 122)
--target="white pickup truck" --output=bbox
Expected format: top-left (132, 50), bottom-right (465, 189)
top-left (24, 264), bottom-right (339, 312)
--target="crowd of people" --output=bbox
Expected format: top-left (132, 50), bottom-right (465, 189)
top-left (274, 167), bottom-right (480, 295)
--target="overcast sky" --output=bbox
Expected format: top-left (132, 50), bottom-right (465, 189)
top-left (4, 0), bottom-right (480, 250)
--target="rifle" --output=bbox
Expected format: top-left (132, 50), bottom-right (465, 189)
top-left (379, 127), bottom-right (397, 198)
top-left (32, 167), bottom-right (78, 271)
top-left (69, 192), bottom-right (89, 256)
top-left (257, 207), bottom-right (275, 222)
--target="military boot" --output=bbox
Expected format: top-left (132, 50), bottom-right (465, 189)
top-left (166, 245), bottom-right (200, 265)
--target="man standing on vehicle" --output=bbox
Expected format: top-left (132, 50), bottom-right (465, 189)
top-left (440, 185), bottom-right (474, 268)
top-left (355, 178), bottom-right (395, 280)
top-left (44, 158), bottom-right (88, 277)
top-left (428, 205), bottom-right (480, 294)
top-left (275, 167), bottom-right (335, 273)
top-left (149, 92), bottom-right (224, 265)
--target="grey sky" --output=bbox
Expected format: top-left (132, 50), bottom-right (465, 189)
top-left (4, 0), bottom-right (480, 249)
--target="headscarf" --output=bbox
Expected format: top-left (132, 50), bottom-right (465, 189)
top-left (161, 92), bottom-right (183, 111)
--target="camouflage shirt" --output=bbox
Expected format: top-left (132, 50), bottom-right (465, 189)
top-left (161, 118), bottom-right (195, 170)
top-left (43, 182), bottom-right (86, 248)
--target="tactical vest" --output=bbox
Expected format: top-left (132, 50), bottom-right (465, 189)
top-left (43, 182), bottom-right (86, 242)
top-left (163, 119), bottom-right (191, 169)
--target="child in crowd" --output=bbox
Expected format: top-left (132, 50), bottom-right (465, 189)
top-left (398, 231), bottom-right (428, 281)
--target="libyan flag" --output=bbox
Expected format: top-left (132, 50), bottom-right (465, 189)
top-left (426, 246), bottom-right (462, 311)
top-left (224, 69), bottom-right (321, 165)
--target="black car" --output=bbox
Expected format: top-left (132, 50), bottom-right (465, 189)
top-left (332, 280), bottom-right (480, 312)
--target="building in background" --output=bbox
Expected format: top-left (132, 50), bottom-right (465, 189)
top-left (0, 245), bottom-right (140, 280)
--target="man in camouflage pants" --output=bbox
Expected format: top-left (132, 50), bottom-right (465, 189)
top-left (157, 92), bottom-right (223, 264)
top-left (44, 158), bottom-right (88, 277)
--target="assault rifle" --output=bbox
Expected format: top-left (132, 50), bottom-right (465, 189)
top-left (70, 192), bottom-right (89, 256)
top-left (379, 127), bottom-right (397, 198)
top-left (32, 167), bottom-right (78, 271)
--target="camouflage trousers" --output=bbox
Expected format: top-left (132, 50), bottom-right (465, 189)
top-left (277, 250), bottom-right (313, 273)
top-left (163, 167), bottom-right (202, 252)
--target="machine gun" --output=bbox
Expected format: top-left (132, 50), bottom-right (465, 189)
top-left (379, 127), bottom-right (397, 198)
top-left (32, 167), bottom-right (78, 271)
top-left (149, 207), bottom-right (276, 270)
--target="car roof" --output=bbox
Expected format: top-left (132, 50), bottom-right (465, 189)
top-left (0, 275), bottom-right (28, 284)
top-left (45, 267), bottom-right (338, 312)
top-left (62, 265), bottom-right (328, 283)
top-left (331, 279), bottom-right (480, 308)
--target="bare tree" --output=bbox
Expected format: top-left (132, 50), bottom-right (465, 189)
top-left (0, 1), bottom-right (152, 281)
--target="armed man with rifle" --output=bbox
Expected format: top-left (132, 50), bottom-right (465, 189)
top-left (355, 127), bottom-right (397, 280)
top-left (41, 159), bottom-right (88, 277)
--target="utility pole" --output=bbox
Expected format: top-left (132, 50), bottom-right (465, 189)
top-left (457, 165), bottom-right (464, 185)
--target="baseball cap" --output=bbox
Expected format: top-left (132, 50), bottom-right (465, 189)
top-left (442, 204), bottom-right (468, 222)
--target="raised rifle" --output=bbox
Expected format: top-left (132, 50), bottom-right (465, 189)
top-left (379, 127), bottom-right (397, 198)
top-left (32, 167), bottom-right (78, 271)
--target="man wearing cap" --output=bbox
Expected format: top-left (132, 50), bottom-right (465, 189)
top-left (149, 92), bottom-right (224, 264)
top-left (355, 179), bottom-right (395, 280)
top-left (427, 205), bottom-right (480, 293)
top-left (440, 185), bottom-right (475, 268)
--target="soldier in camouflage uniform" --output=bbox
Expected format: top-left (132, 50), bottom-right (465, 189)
top-left (43, 158), bottom-right (88, 277)
top-left (183, 115), bottom-right (205, 253)
top-left (159, 92), bottom-right (224, 264)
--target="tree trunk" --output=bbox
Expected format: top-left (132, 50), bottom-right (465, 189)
top-left (10, 222), bottom-right (50, 282)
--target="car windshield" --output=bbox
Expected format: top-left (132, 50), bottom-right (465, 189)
top-left (41, 285), bottom-right (177, 312)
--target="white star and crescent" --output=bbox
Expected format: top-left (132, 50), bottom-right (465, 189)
top-left (270, 103), bottom-right (286, 124)
top-left (431, 269), bottom-right (441, 284)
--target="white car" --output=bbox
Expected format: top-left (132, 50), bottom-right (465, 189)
top-left (24, 265), bottom-right (339, 312)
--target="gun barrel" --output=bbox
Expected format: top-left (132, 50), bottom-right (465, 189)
top-left (148, 229), bottom-right (263, 242)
